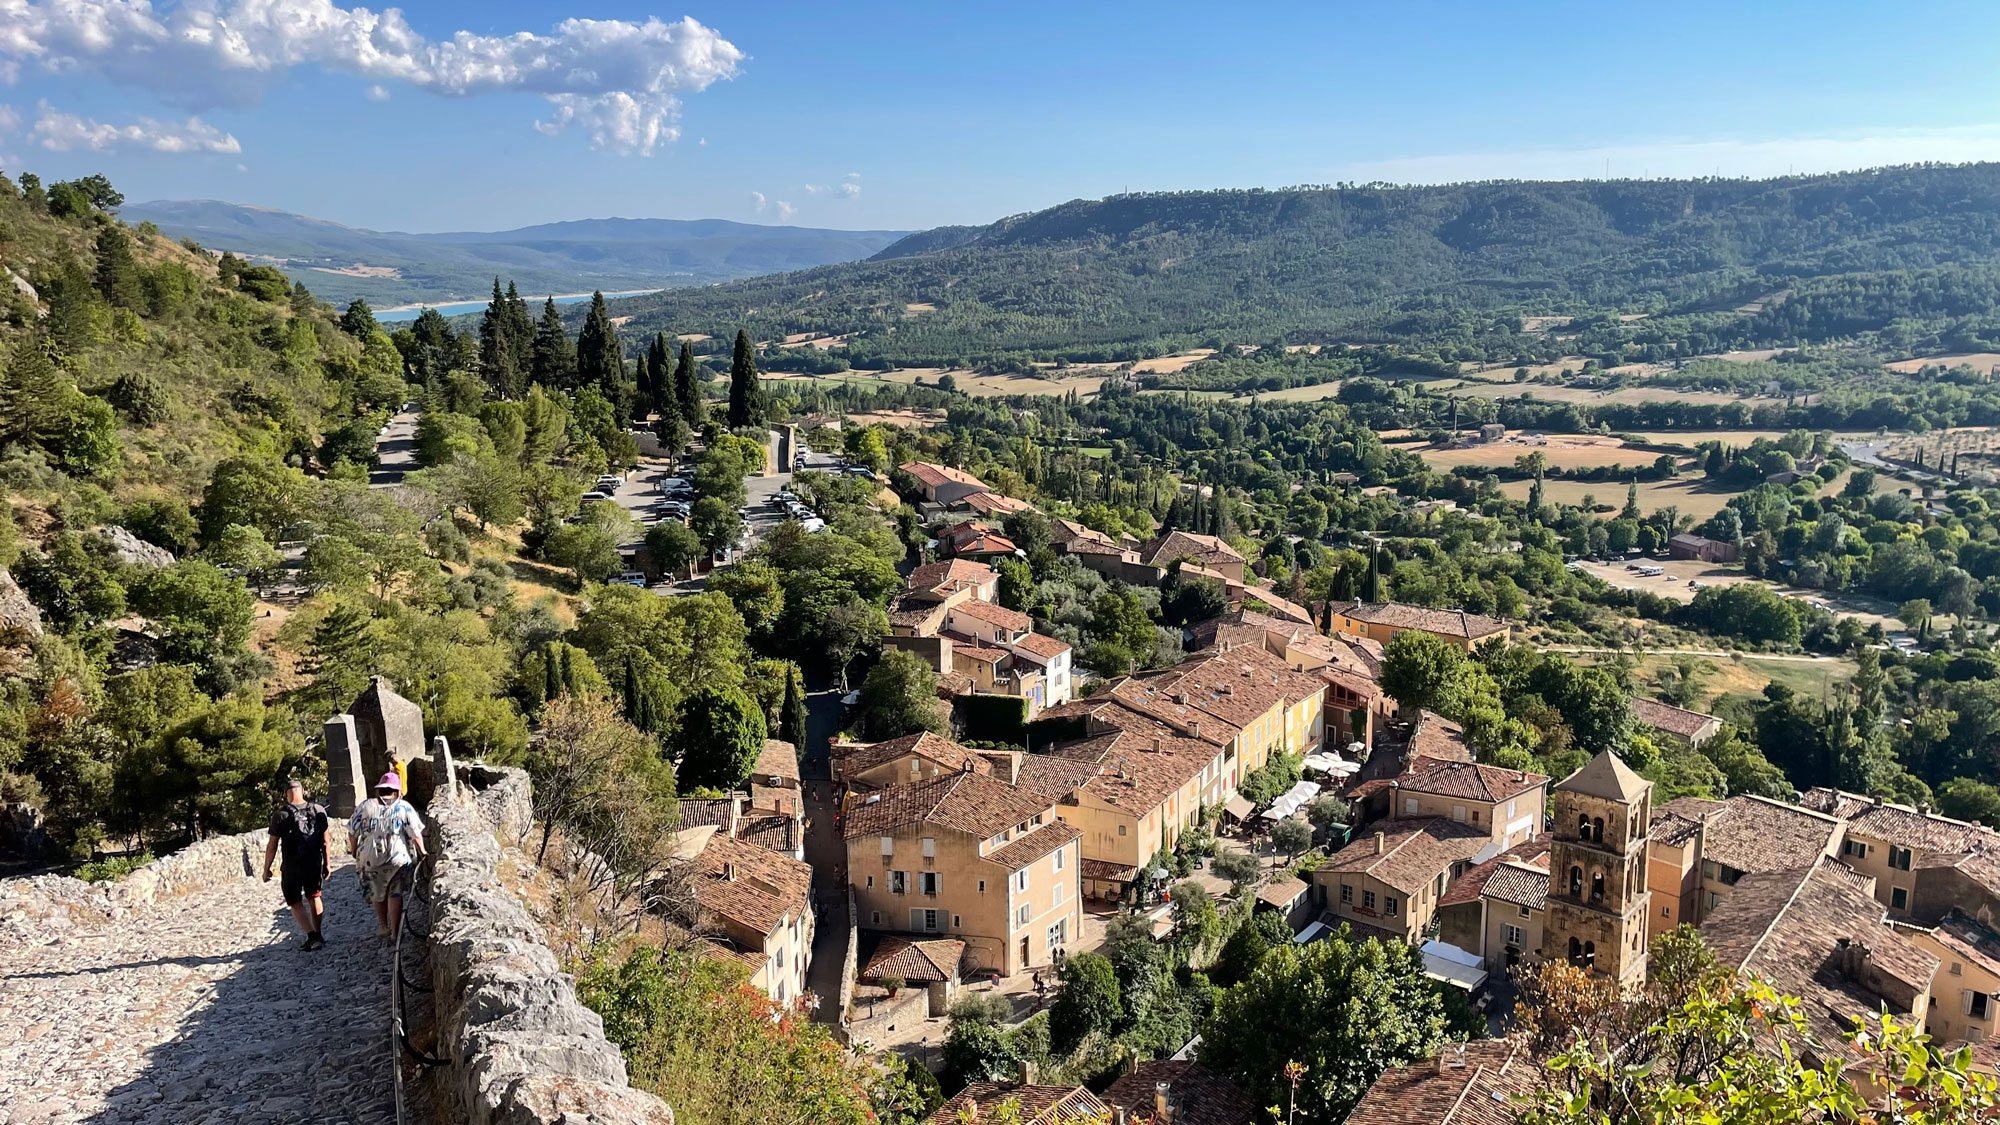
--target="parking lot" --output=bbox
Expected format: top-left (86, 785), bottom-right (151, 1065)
top-left (596, 441), bottom-right (848, 589)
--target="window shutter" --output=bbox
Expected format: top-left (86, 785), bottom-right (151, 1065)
top-left (879, 836), bottom-right (894, 857)
top-left (1966, 990), bottom-right (1977, 1016)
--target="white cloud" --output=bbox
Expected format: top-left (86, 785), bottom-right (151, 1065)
top-left (31, 102), bottom-right (241, 154)
top-left (838, 181), bottom-right (861, 198)
top-left (0, 104), bottom-right (18, 136)
top-left (366, 84), bottom-right (388, 101)
top-left (801, 183), bottom-right (824, 194)
top-left (775, 200), bottom-right (795, 220)
top-left (751, 191), bottom-right (767, 212)
top-left (1334, 126), bottom-right (2000, 184)
top-left (1, 3), bottom-right (743, 155)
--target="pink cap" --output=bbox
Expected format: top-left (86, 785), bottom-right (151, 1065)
top-left (376, 772), bottom-right (403, 791)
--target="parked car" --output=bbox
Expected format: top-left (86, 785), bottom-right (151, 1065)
top-left (844, 466), bottom-right (878, 480)
top-left (656, 477), bottom-right (691, 495)
top-left (581, 491), bottom-right (612, 505)
top-left (611, 571), bottom-right (647, 587)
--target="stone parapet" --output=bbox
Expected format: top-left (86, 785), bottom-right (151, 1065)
top-left (425, 765), bottom-right (675, 1125)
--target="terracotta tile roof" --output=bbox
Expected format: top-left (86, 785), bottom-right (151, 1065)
top-left (985, 821), bottom-right (1081, 870)
top-left (1702, 858), bottom-right (1938, 1062)
top-left (900, 461), bottom-right (986, 491)
top-left (945, 636), bottom-right (1012, 665)
top-left (1320, 818), bottom-right (1490, 896)
top-left (1243, 585), bottom-right (1316, 627)
top-left (1482, 862), bottom-right (1550, 913)
top-left (842, 771), bottom-right (1059, 840)
top-left (1555, 749), bottom-right (1649, 802)
top-left (689, 831), bottom-right (812, 937)
top-left (1331, 601), bottom-right (1509, 641)
top-left (888, 600), bottom-right (951, 632)
top-left (959, 490), bottom-right (1035, 516)
top-left (1012, 753), bottom-right (1101, 803)
top-left (678, 798), bottom-right (735, 829)
top-left (861, 936), bottom-right (965, 984)
top-left (1009, 631), bottom-right (1072, 662)
top-left (1915, 848), bottom-right (2000, 900)
top-left (1686, 795), bottom-right (1842, 876)
top-left (1141, 529), bottom-right (1245, 569)
top-left (906, 558), bottom-right (997, 597)
top-left (737, 809), bottom-right (799, 856)
top-left (1798, 787), bottom-right (1875, 820)
top-left (1345, 1039), bottom-right (1535, 1125)
top-left (1808, 790), bottom-right (1994, 855)
top-left (1650, 799), bottom-right (1717, 848)
top-left (836, 731), bottom-right (995, 782)
top-left (950, 598), bottom-right (1034, 632)
top-left (948, 528), bottom-right (1019, 557)
top-left (928, 1083), bottom-right (1109, 1125)
top-left (1630, 697), bottom-right (1720, 739)
top-left (1257, 877), bottom-right (1309, 911)
top-left (1395, 759), bottom-right (1547, 804)
top-left (1102, 1060), bottom-right (1257, 1125)
top-left (1065, 722), bottom-right (1223, 814)
top-left (753, 739), bottom-right (799, 784)
top-left (1409, 712), bottom-right (1473, 764)
top-left (1439, 839), bottom-right (1550, 908)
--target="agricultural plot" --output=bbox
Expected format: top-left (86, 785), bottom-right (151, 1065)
top-left (1497, 477), bottom-right (1741, 519)
top-left (1882, 427), bottom-right (2000, 483)
top-left (1447, 382), bottom-right (1745, 407)
top-left (1417, 433), bottom-right (1666, 472)
top-left (1886, 352), bottom-right (2000, 374)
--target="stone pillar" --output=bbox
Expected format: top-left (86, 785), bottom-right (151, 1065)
top-left (431, 734), bottom-right (458, 804)
top-left (324, 714), bottom-right (365, 818)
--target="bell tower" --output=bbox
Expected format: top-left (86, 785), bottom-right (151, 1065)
top-left (1540, 750), bottom-right (1653, 990)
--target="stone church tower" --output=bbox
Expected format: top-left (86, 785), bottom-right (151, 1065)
top-left (1540, 749), bottom-right (1653, 990)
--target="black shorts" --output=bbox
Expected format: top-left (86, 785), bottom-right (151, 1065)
top-left (281, 863), bottom-right (324, 906)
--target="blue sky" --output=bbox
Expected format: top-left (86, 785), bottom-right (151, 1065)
top-left (9, 0), bottom-right (2000, 233)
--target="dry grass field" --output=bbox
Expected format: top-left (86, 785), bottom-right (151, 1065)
top-left (786, 367), bottom-right (1111, 398)
top-left (1447, 382), bottom-right (1744, 407)
top-left (1497, 477), bottom-right (1742, 519)
top-left (846, 408), bottom-right (945, 428)
top-left (1623, 429), bottom-right (1790, 447)
top-left (1417, 433), bottom-right (1666, 472)
top-left (1132, 349), bottom-right (1216, 374)
top-left (1885, 353), bottom-right (2000, 374)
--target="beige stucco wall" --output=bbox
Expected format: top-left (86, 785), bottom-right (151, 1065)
top-left (1483, 900), bottom-right (1545, 973)
top-left (847, 821), bottom-right (1081, 978)
top-left (1904, 929), bottom-right (2000, 1045)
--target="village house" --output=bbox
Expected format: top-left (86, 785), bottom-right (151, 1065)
top-left (1644, 794), bottom-right (1844, 939)
top-left (924, 1083), bottom-right (1111, 1125)
top-left (1629, 696), bottom-right (1723, 749)
top-left (842, 769), bottom-right (1083, 978)
top-left (1433, 839), bottom-right (1552, 973)
top-left (1102, 1060), bottom-right (1258, 1125)
top-left (938, 519), bottom-right (1021, 562)
top-left (1310, 818), bottom-right (1493, 943)
top-left (1325, 601), bottom-right (1511, 650)
top-left (1138, 530), bottom-right (1247, 582)
top-left (1892, 912), bottom-right (2000, 1046)
top-left (899, 460), bottom-right (991, 505)
top-left (883, 559), bottom-right (1075, 712)
top-left (1800, 787), bottom-right (1997, 915)
top-left (673, 821), bottom-right (816, 1005)
top-left (1188, 607), bottom-right (1391, 747)
top-left (1343, 1040), bottom-right (1537, 1125)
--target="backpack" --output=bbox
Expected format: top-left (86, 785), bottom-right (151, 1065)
top-left (354, 798), bottom-right (411, 871)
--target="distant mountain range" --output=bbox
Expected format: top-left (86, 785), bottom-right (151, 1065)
top-left (603, 163), bottom-right (2000, 365)
top-left (121, 200), bottom-right (909, 308)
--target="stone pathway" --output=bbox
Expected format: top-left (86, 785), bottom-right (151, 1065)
top-left (0, 857), bottom-right (396, 1125)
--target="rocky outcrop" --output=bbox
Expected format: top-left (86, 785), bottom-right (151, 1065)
top-left (0, 566), bottom-right (42, 639)
top-left (98, 525), bottom-right (175, 569)
top-left (427, 766), bottom-right (675, 1125)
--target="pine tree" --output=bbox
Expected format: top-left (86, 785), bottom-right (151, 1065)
top-left (93, 226), bottom-right (141, 310)
top-left (477, 278), bottom-right (521, 399)
top-left (340, 298), bottom-right (379, 338)
top-left (780, 663), bottom-right (808, 749)
top-left (726, 329), bottom-right (764, 430)
top-left (530, 298), bottom-right (575, 389)
top-left (575, 291), bottom-right (628, 416)
top-left (673, 343), bottom-right (706, 429)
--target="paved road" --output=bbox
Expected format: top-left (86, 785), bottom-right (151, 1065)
top-left (369, 409), bottom-right (420, 488)
top-left (0, 857), bottom-right (395, 1125)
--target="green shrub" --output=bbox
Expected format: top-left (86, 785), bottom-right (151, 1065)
top-left (76, 851), bottom-right (153, 883)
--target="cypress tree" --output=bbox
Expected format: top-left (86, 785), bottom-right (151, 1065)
top-left (504, 282), bottom-right (535, 378)
top-left (477, 278), bottom-right (521, 398)
top-left (726, 329), bottom-right (764, 430)
top-left (530, 297), bottom-right (575, 389)
top-left (780, 663), bottom-right (808, 749)
top-left (575, 291), bottom-right (628, 416)
top-left (1362, 543), bottom-right (1381, 603)
top-left (674, 343), bottom-right (706, 429)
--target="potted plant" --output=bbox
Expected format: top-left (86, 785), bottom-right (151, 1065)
top-left (880, 974), bottom-right (906, 999)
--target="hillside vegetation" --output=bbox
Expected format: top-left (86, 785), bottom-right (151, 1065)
top-left (610, 163), bottom-right (2000, 367)
top-left (123, 199), bottom-right (908, 308)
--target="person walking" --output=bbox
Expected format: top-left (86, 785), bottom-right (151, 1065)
top-left (261, 778), bottom-right (329, 950)
top-left (349, 773), bottom-right (427, 941)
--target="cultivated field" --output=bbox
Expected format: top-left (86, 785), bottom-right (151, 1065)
top-left (1882, 427), bottom-right (2000, 481)
top-left (781, 367), bottom-right (1111, 398)
top-left (1573, 556), bottom-right (1899, 631)
top-left (1447, 382), bottom-right (1745, 407)
top-left (1622, 430), bottom-right (1790, 447)
top-left (1132, 349), bottom-right (1216, 374)
top-left (846, 408), bottom-right (945, 428)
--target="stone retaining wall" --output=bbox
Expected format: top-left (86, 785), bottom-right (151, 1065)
top-left (424, 765), bottom-right (675, 1125)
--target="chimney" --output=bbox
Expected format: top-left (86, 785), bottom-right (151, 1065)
top-left (729, 793), bottom-right (743, 837)
top-left (1154, 1081), bottom-right (1171, 1123)
top-left (722, 862), bottom-right (737, 882)
top-left (1018, 1058), bottom-right (1037, 1086)
top-left (1151, 736), bottom-right (1163, 753)
top-left (1191, 722), bottom-right (1202, 740)
top-left (1114, 1111), bottom-right (1129, 1125)
top-left (1118, 757), bottom-right (1129, 780)
top-left (1375, 831), bottom-right (1386, 855)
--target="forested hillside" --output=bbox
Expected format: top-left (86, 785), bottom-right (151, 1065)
top-left (611, 163), bottom-right (2000, 366)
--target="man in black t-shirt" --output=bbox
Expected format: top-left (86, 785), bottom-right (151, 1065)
top-left (262, 778), bottom-right (331, 950)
